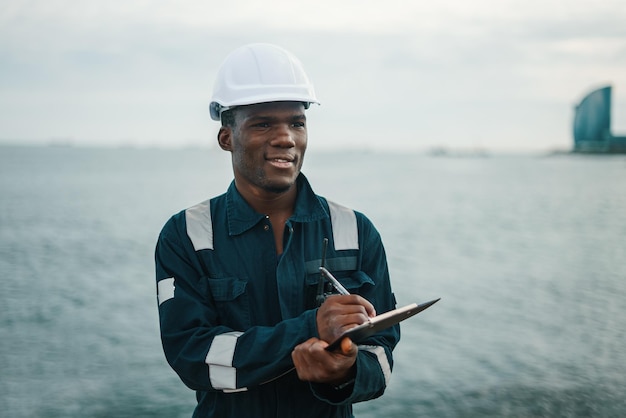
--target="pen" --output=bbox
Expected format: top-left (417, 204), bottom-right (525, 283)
top-left (319, 266), bottom-right (350, 296)
top-left (316, 239), bottom-right (329, 306)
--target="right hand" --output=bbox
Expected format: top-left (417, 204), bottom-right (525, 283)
top-left (316, 294), bottom-right (376, 344)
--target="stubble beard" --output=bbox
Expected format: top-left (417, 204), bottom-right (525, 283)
top-left (254, 165), bottom-right (298, 194)
top-left (233, 146), bottom-right (305, 195)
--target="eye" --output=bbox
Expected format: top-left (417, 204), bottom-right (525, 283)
top-left (292, 121), bottom-right (306, 128)
top-left (252, 122), bottom-right (270, 128)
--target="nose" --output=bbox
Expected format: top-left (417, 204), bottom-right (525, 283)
top-left (270, 123), bottom-right (296, 148)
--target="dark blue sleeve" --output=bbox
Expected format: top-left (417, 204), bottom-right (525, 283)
top-left (155, 214), bottom-right (318, 392)
top-left (312, 212), bottom-right (400, 404)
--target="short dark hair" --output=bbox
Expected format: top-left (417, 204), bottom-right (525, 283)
top-left (221, 102), bottom-right (308, 127)
top-left (220, 109), bottom-right (236, 128)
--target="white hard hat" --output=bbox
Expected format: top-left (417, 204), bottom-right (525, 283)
top-left (209, 43), bottom-right (319, 121)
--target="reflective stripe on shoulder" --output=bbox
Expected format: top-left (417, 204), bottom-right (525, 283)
top-left (206, 331), bottom-right (246, 391)
top-left (185, 199), bottom-right (213, 251)
top-left (358, 345), bottom-right (391, 386)
top-left (327, 199), bottom-right (359, 250)
top-left (157, 278), bottom-right (175, 305)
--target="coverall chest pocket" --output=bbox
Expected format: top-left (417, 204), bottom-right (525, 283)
top-left (341, 270), bottom-right (375, 294)
top-left (206, 277), bottom-right (251, 330)
top-left (304, 270), bottom-right (375, 309)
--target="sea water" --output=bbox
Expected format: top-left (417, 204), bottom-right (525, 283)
top-left (0, 145), bottom-right (625, 417)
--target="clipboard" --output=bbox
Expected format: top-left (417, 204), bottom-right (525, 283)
top-left (325, 298), bottom-right (440, 351)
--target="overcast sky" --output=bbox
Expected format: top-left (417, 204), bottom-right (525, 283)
top-left (1, 0), bottom-right (625, 152)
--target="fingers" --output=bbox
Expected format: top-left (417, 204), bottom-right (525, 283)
top-left (326, 294), bottom-right (376, 318)
top-left (359, 295), bottom-right (377, 318)
top-left (291, 337), bottom-right (330, 382)
top-left (316, 295), bottom-right (376, 343)
top-left (291, 337), bottom-right (357, 383)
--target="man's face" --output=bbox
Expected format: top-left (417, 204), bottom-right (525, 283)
top-left (223, 101), bottom-right (308, 195)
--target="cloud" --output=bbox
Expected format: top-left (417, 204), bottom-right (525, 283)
top-left (1, 0), bottom-right (625, 151)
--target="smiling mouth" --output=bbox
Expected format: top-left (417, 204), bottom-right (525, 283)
top-left (267, 156), bottom-right (295, 168)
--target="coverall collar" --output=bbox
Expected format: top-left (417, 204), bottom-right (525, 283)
top-left (226, 173), bottom-right (328, 236)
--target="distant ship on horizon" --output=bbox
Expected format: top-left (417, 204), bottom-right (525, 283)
top-left (573, 85), bottom-right (626, 153)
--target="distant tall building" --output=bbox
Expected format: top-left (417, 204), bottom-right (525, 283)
top-left (573, 85), bottom-right (626, 153)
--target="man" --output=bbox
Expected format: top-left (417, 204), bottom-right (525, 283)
top-left (155, 43), bottom-right (399, 417)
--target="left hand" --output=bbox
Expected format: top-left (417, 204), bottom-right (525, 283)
top-left (291, 337), bottom-right (357, 384)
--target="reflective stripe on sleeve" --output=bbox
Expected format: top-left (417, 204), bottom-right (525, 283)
top-left (327, 200), bottom-right (359, 251)
top-left (358, 345), bottom-right (391, 386)
top-left (206, 331), bottom-right (244, 391)
top-left (157, 278), bottom-right (175, 305)
top-left (185, 199), bottom-right (213, 251)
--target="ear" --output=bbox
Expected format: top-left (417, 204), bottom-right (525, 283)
top-left (217, 126), bottom-right (233, 151)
